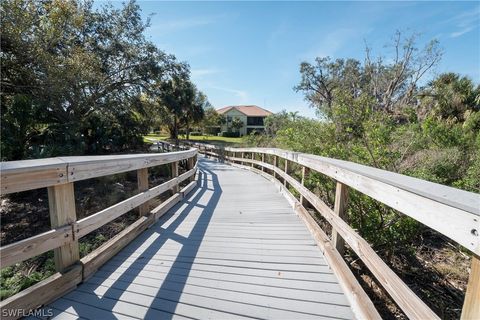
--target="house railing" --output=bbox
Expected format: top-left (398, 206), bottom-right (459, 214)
top-left (0, 148), bottom-right (198, 319)
top-left (187, 141), bottom-right (480, 320)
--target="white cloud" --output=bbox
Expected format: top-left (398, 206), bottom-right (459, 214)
top-left (149, 15), bottom-right (223, 34)
top-left (450, 26), bottom-right (475, 38)
top-left (448, 6), bottom-right (479, 38)
top-left (191, 68), bottom-right (223, 79)
top-left (209, 85), bottom-right (249, 104)
top-left (300, 27), bottom-right (372, 60)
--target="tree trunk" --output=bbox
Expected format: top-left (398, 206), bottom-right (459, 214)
top-left (174, 115), bottom-right (179, 145)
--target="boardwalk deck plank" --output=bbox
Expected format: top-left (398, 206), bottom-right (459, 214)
top-left (43, 158), bottom-right (355, 319)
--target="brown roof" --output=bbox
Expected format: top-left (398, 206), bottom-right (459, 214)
top-left (217, 105), bottom-right (273, 117)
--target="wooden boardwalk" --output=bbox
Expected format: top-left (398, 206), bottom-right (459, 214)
top-left (39, 158), bottom-right (355, 319)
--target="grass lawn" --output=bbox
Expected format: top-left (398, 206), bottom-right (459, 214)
top-left (143, 133), bottom-right (244, 146)
top-left (186, 135), bottom-right (244, 146)
top-left (143, 133), bottom-right (169, 143)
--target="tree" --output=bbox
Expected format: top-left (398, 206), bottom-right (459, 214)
top-left (418, 73), bottom-right (480, 121)
top-left (201, 106), bottom-right (222, 135)
top-left (157, 66), bottom-right (208, 142)
top-left (182, 89), bottom-right (208, 140)
top-left (264, 110), bottom-right (302, 136)
top-left (294, 32), bottom-right (442, 118)
top-left (231, 118), bottom-right (244, 134)
top-left (1, 0), bottom-right (175, 160)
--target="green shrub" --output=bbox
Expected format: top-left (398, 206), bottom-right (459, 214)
top-left (221, 131), bottom-right (240, 137)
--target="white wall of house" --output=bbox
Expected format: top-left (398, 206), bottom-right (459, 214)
top-left (220, 109), bottom-right (248, 136)
top-left (219, 108), bottom-right (269, 136)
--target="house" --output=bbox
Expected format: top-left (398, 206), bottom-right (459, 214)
top-left (217, 105), bottom-right (273, 136)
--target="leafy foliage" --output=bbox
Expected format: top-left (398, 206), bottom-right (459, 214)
top-left (0, 0), bottom-right (206, 160)
top-left (254, 33), bottom-right (479, 258)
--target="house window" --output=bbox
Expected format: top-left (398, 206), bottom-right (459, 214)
top-left (247, 117), bottom-right (264, 126)
top-left (226, 116), bottom-right (232, 122)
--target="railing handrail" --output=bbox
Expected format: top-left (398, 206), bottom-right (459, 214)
top-left (185, 142), bottom-right (480, 254)
top-left (0, 148), bottom-right (197, 195)
top-left (188, 141), bottom-right (480, 320)
top-left (0, 148), bottom-right (198, 319)
top-left (217, 146), bottom-right (479, 215)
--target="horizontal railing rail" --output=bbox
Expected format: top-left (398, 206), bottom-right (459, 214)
top-left (187, 141), bottom-right (480, 320)
top-left (0, 148), bottom-right (198, 319)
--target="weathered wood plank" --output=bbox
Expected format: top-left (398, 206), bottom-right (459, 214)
top-left (461, 255), bottom-right (480, 319)
top-left (333, 182), bottom-right (348, 255)
top-left (136, 168), bottom-right (149, 216)
top-left (75, 166), bottom-right (196, 238)
top-left (226, 153), bottom-right (480, 256)
top-left (81, 215), bottom-right (154, 280)
top-left (43, 158), bottom-right (356, 320)
top-left (171, 161), bottom-right (179, 193)
top-left (300, 166), bottom-right (309, 207)
top-left (232, 157), bottom-right (439, 319)
top-left (48, 183), bottom-right (79, 272)
top-left (0, 159), bottom-right (68, 195)
top-left (226, 160), bottom-right (380, 319)
top-left (64, 149), bottom-right (196, 182)
top-left (0, 264), bottom-right (82, 320)
top-left (0, 225), bottom-right (72, 269)
top-left (152, 193), bottom-right (182, 220)
top-left (0, 149), bottom-right (197, 194)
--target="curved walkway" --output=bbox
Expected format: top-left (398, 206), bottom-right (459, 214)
top-left (40, 158), bottom-right (355, 319)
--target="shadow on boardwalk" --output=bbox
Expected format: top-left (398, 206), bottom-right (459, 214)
top-left (67, 161), bottom-right (222, 319)
top-left (45, 158), bottom-right (354, 320)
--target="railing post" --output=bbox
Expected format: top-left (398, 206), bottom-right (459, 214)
top-left (241, 152), bottom-right (245, 166)
top-left (300, 166), bottom-right (310, 207)
top-left (187, 156), bottom-right (195, 182)
top-left (273, 155), bottom-right (278, 179)
top-left (461, 255), bottom-right (480, 319)
top-left (261, 154), bottom-right (265, 171)
top-left (251, 153), bottom-right (254, 167)
top-left (137, 168), bottom-right (149, 216)
top-left (332, 182), bottom-right (349, 255)
top-left (284, 159), bottom-right (289, 187)
top-left (47, 183), bottom-right (79, 272)
top-left (171, 161), bottom-right (179, 193)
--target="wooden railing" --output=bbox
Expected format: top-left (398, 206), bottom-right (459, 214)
top-left (188, 142), bottom-right (480, 320)
top-left (0, 148), bottom-right (198, 319)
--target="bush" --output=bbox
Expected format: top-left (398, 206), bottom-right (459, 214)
top-left (221, 131), bottom-right (240, 137)
top-left (205, 127), bottom-right (220, 135)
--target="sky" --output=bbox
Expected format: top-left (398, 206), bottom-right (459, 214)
top-left (101, 1), bottom-right (479, 118)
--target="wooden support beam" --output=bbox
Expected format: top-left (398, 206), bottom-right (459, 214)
top-left (137, 168), bottom-right (149, 216)
top-left (461, 255), bottom-right (480, 319)
top-left (332, 182), bottom-right (349, 256)
top-left (171, 161), bottom-right (179, 193)
top-left (284, 159), bottom-right (289, 187)
top-left (47, 183), bottom-right (79, 272)
top-left (261, 154), bottom-right (265, 171)
top-left (300, 166), bottom-right (310, 207)
top-left (273, 155), bottom-right (278, 179)
top-left (187, 156), bottom-right (195, 182)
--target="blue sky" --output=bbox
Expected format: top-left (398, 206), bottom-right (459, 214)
top-left (103, 1), bottom-right (479, 118)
